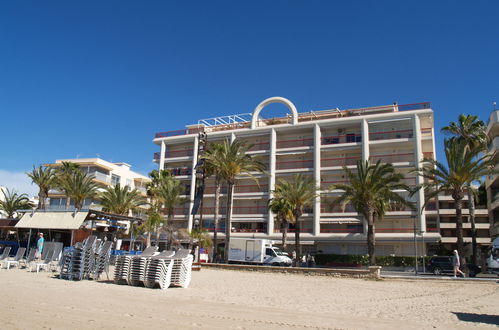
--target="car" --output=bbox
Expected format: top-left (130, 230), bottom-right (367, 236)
top-left (427, 256), bottom-right (481, 277)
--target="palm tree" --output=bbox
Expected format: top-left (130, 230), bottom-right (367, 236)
top-left (26, 165), bottom-right (55, 210)
top-left (58, 170), bottom-right (99, 210)
top-left (55, 161), bottom-right (81, 208)
top-left (99, 184), bottom-right (145, 215)
top-left (0, 188), bottom-right (34, 218)
top-left (273, 174), bottom-right (317, 266)
top-left (145, 169), bottom-right (173, 247)
top-left (442, 114), bottom-right (489, 264)
top-left (202, 142), bottom-right (226, 262)
top-left (203, 139), bottom-right (266, 263)
top-left (416, 139), bottom-right (497, 264)
top-left (157, 175), bottom-right (189, 225)
top-left (268, 197), bottom-right (294, 251)
top-left (330, 160), bottom-right (412, 265)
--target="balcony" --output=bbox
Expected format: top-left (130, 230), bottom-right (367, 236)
top-left (168, 167), bottom-right (192, 176)
top-left (276, 159), bottom-right (314, 170)
top-left (320, 226), bottom-right (363, 234)
top-left (233, 206), bottom-right (268, 214)
top-left (274, 228), bottom-right (314, 233)
top-left (173, 207), bottom-right (189, 216)
top-left (370, 153), bottom-right (414, 164)
top-left (246, 141), bottom-right (270, 151)
top-left (154, 149), bottom-right (194, 160)
top-left (276, 137), bottom-right (313, 149)
top-left (321, 155), bottom-right (360, 167)
top-left (235, 184), bottom-right (269, 193)
top-left (91, 171), bottom-right (111, 184)
top-left (321, 204), bottom-right (357, 213)
top-left (321, 133), bottom-right (361, 145)
top-left (369, 129), bottom-right (413, 141)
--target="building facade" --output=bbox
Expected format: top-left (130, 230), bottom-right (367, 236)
top-left (486, 109), bottom-right (499, 239)
top-left (45, 158), bottom-right (149, 212)
top-left (153, 97), bottom-right (448, 256)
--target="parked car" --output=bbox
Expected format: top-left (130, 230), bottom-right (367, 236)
top-left (427, 256), bottom-right (481, 277)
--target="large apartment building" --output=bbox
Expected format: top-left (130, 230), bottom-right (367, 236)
top-left (45, 158), bottom-right (150, 212)
top-left (486, 109), bottom-right (499, 239)
top-left (153, 97), bottom-right (446, 256)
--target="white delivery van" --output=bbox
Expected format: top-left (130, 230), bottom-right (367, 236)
top-left (487, 237), bottom-right (499, 275)
top-left (228, 238), bottom-right (292, 266)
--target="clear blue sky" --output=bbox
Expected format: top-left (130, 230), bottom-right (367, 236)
top-left (1, 1), bottom-right (498, 195)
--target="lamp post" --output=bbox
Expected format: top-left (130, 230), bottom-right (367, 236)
top-left (420, 230), bottom-right (426, 273)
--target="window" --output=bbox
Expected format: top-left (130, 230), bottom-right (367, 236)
top-left (265, 248), bottom-right (276, 257)
top-left (111, 174), bottom-right (121, 186)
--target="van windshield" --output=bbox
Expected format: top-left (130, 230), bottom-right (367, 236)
top-left (273, 249), bottom-right (286, 256)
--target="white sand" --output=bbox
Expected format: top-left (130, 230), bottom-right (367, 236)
top-left (0, 267), bottom-right (497, 329)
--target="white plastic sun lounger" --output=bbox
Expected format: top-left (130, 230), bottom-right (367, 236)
top-left (19, 249), bottom-right (37, 269)
top-left (5, 247), bottom-right (26, 269)
top-left (31, 250), bottom-right (55, 273)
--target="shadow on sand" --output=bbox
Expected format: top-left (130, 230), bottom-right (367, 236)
top-left (453, 312), bottom-right (499, 326)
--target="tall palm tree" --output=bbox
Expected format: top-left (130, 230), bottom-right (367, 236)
top-left (154, 173), bottom-right (189, 249)
top-left (55, 161), bottom-right (81, 208)
top-left (273, 174), bottom-right (317, 266)
top-left (202, 142), bottom-right (226, 262)
top-left (26, 165), bottom-right (55, 210)
top-left (59, 170), bottom-right (99, 210)
top-left (416, 139), bottom-right (497, 264)
top-left (145, 169), bottom-right (171, 246)
top-left (204, 139), bottom-right (266, 263)
top-left (330, 160), bottom-right (412, 265)
top-left (99, 184), bottom-right (145, 215)
top-left (268, 197), bottom-right (295, 251)
top-left (0, 188), bottom-right (34, 218)
top-left (442, 114), bottom-right (489, 264)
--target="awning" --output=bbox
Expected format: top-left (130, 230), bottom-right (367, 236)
top-left (320, 218), bottom-right (361, 224)
top-left (16, 211), bottom-right (87, 230)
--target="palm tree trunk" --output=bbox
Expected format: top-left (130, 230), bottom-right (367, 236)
top-left (223, 183), bottom-right (234, 264)
top-left (212, 181), bottom-right (221, 263)
top-left (166, 212), bottom-right (173, 250)
top-left (38, 191), bottom-right (44, 210)
top-left (282, 220), bottom-right (289, 251)
top-left (467, 189), bottom-right (478, 264)
top-left (454, 196), bottom-right (465, 263)
top-left (146, 231), bottom-right (151, 247)
top-left (66, 197), bottom-right (71, 210)
top-left (366, 210), bottom-right (376, 266)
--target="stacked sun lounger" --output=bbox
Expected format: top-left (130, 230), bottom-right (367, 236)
top-left (113, 246), bottom-right (158, 285)
top-left (113, 255), bottom-right (133, 284)
top-left (143, 250), bottom-right (175, 289)
top-left (92, 241), bottom-right (113, 280)
top-left (168, 251), bottom-right (194, 288)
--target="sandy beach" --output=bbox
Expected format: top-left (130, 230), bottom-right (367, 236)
top-left (0, 267), bottom-right (497, 329)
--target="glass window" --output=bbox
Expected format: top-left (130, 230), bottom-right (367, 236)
top-left (111, 174), bottom-right (121, 186)
top-left (265, 248), bottom-right (275, 257)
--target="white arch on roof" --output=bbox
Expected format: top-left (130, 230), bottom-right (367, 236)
top-left (251, 96), bottom-right (298, 129)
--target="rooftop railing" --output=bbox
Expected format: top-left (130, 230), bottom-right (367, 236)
top-left (154, 102), bottom-right (431, 138)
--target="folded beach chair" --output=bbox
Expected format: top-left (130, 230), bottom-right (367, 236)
top-left (5, 247), bottom-right (26, 269)
top-left (139, 246), bottom-right (159, 257)
top-left (31, 250), bottom-right (55, 273)
top-left (19, 248), bottom-right (37, 269)
top-left (0, 246), bottom-right (12, 262)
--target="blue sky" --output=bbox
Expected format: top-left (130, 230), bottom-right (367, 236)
top-left (0, 1), bottom-right (498, 195)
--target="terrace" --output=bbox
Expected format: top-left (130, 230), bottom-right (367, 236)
top-left (155, 102), bottom-right (431, 139)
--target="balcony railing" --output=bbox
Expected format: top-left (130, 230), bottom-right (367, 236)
top-left (232, 228), bottom-right (266, 233)
top-left (320, 227), bottom-right (363, 234)
top-left (204, 186), bottom-right (228, 194)
top-left (420, 127), bottom-right (432, 137)
top-left (235, 184), bottom-right (268, 193)
top-left (168, 167), bottom-right (192, 176)
top-left (370, 153), bottom-right (414, 163)
top-left (321, 155), bottom-right (361, 167)
top-left (276, 159), bottom-right (314, 170)
top-left (173, 207), bottom-right (189, 215)
top-left (321, 204), bottom-right (357, 213)
top-left (91, 171), bottom-right (111, 183)
top-left (369, 129), bottom-right (414, 141)
top-left (276, 137), bottom-right (314, 149)
top-left (422, 152), bottom-right (434, 159)
top-left (233, 206), bottom-right (268, 214)
top-left (321, 133), bottom-right (361, 145)
top-left (274, 228), bottom-right (314, 233)
top-left (246, 141), bottom-right (270, 151)
top-left (155, 102), bottom-right (431, 139)
top-left (154, 149), bottom-right (194, 160)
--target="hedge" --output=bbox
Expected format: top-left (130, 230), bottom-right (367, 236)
top-left (315, 254), bottom-right (432, 267)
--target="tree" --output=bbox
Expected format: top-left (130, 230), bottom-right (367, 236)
top-left (26, 165), bottom-right (55, 210)
top-left (145, 169), bottom-right (173, 247)
top-left (202, 142), bottom-right (226, 262)
top-left (157, 175), bottom-right (189, 249)
top-left (204, 139), bottom-right (266, 263)
top-left (99, 184), bottom-right (145, 215)
top-left (0, 188), bottom-right (34, 218)
top-left (268, 197), bottom-right (295, 251)
top-left (330, 160), bottom-right (412, 266)
top-left (58, 170), bottom-right (99, 210)
top-left (442, 114), bottom-right (489, 264)
top-left (416, 139), bottom-right (497, 265)
top-left (54, 161), bottom-right (82, 209)
top-left (273, 174), bottom-right (317, 266)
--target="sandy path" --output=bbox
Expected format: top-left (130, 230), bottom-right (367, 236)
top-left (0, 267), bottom-right (497, 329)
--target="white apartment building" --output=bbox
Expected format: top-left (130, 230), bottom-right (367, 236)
top-left (153, 97), bottom-right (441, 256)
top-left (45, 158), bottom-right (150, 211)
top-left (486, 109), bottom-right (499, 239)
